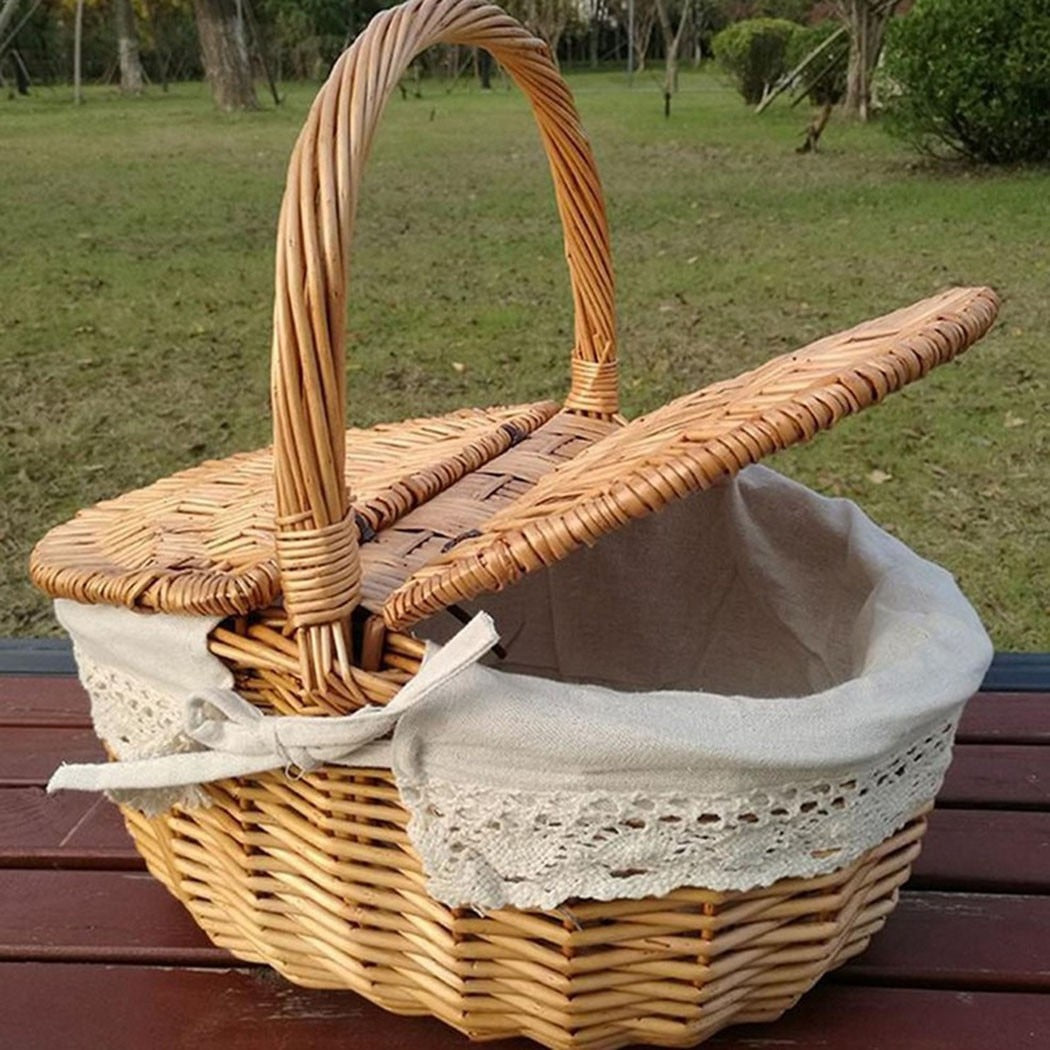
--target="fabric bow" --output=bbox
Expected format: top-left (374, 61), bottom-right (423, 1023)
top-left (48, 613), bottom-right (499, 795)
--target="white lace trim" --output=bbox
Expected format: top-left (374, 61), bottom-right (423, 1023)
top-left (75, 644), bottom-right (209, 812)
top-left (72, 640), bottom-right (956, 904)
top-left (401, 721), bottom-right (956, 909)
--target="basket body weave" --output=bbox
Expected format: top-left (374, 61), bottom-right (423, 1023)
top-left (124, 770), bottom-right (927, 1050)
top-left (31, 1), bottom-right (1000, 1047)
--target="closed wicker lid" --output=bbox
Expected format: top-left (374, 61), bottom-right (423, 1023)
top-left (30, 0), bottom-right (1000, 680)
top-left (30, 402), bottom-right (563, 616)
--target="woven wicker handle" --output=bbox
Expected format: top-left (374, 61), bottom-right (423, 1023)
top-left (271, 0), bottom-right (616, 683)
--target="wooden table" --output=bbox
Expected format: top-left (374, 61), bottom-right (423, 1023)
top-left (2, 655), bottom-right (1048, 1049)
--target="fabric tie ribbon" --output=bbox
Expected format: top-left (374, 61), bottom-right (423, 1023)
top-left (48, 613), bottom-right (499, 795)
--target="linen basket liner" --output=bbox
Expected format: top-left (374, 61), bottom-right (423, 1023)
top-left (50, 466), bottom-right (993, 909)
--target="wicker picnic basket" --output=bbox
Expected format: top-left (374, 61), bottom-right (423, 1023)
top-left (31, 1), bottom-right (1001, 1047)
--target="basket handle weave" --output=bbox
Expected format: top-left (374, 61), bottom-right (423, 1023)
top-left (271, 0), bottom-right (615, 685)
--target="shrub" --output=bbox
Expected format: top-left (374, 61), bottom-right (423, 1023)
top-left (712, 18), bottom-right (800, 106)
top-left (882, 0), bottom-right (1050, 164)
top-left (786, 20), bottom-right (847, 106)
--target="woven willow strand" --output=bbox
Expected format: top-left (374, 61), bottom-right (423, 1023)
top-left (122, 764), bottom-right (931, 1049)
top-left (270, 0), bottom-right (616, 688)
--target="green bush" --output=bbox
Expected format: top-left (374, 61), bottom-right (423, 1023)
top-left (712, 18), bottom-right (800, 106)
top-left (786, 20), bottom-right (847, 106)
top-left (883, 0), bottom-right (1050, 164)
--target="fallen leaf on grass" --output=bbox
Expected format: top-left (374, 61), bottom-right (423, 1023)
top-left (867, 469), bottom-right (893, 485)
top-left (1004, 413), bottom-right (1026, 429)
top-left (451, 361), bottom-right (467, 373)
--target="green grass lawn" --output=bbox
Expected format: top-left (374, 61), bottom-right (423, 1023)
top-left (2, 70), bottom-right (1047, 647)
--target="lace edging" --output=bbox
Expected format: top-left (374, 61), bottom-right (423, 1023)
top-left (401, 722), bottom-right (955, 909)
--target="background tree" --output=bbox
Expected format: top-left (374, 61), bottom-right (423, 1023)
top-left (712, 16), bottom-right (798, 105)
top-left (612, 0), bottom-right (656, 74)
top-left (73, 0), bottom-right (83, 101)
top-left (192, 0), bottom-right (256, 109)
top-left (506, 0), bottom-right (576, 62)
top-left (654, 0), bottom-right (691, 112)
top-left (730, 0), bottom-right (811, 19)
top-left (834, 0), bottom-right (897, 120)
top-left (0, 0), bottom-right (20, 44)
top-left (786, 17), bottom-right (847, 104)
top-left (691, 0), bottom-right (730, 62)
top-left (114, 0), bottom-right (144, 93)
top-left (0, 0), bottom-right (22, 91)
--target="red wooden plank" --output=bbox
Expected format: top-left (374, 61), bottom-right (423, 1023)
top-left (939, 744), bottom-right (1050, 809)
top-left (914, 808), bottom-right (1050, 894)
top-left (0, 726), bottom-right (104, 786)
top-left (0, 870), bottom-right (228, 965)
top-left (0, 676), bottom-right (91, 727)
top-left (837, 891), bottom-right (1050, 991)
top-left (1, 963), bottom-right (1046, 1050)
top-left (713, 985), bottom-right (1050, 1049)
top-left (4, 681), bottom-right (1043, 740)
top-left (957, 692), bottom-right (1050, 745)
top-left (11, 735), bottom-right (1048, 803)
top-left (7, 797), bottom-right (1047, 896)
top-left (0, 961), bottom-right (530, 1049)
top-left (0, 788), bottom-right (141, 869)
top-left (2, 870), bottom-right (1047, 994)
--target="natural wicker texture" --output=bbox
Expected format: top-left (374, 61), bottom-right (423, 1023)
top-left (121, 768), bottom-right (928, 1050)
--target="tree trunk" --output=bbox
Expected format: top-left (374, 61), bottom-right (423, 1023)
top-left (588, 0), bottom-right (600, 68)
top-left (0, 0), bottom-right (20, 46)
top-left (838, 0), bottom-right (895, 121)
top-left (477, 47), bottom-right (492, 89)
top-left (73, 0), bottom-right (83, 104)
top-left (193, 0), bottom-right (257, 111)
top-left (629, 0), bottom-right (656, 75)
top-left (654, 0), bottom-right (690, 104)
top-left (11, 47), bottom-right (29, 93)
top-left (547, 28), bottom-right (564, 65)
top-left (114, 0), bottom-right (144, 95)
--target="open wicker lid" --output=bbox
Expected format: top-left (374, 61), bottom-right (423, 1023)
top-left (29, 0), bottom-right (1000, 681)
top-left (382, 286), bottom-right (1000, 628)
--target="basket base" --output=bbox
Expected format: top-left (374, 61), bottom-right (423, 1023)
top-left (121, 771), bottom-right (927, 1050)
